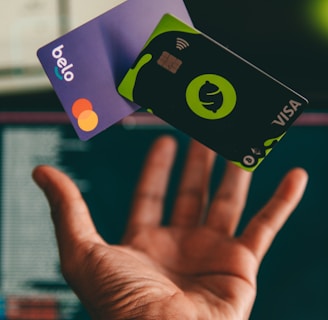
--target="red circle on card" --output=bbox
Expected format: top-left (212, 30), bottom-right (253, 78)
top-left (71, 98), bottom-right (93, 119)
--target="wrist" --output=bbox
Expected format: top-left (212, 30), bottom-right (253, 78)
top-left (92, 291), bottom-right (197, 320)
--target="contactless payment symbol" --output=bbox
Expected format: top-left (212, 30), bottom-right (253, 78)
top-left (71, 98), bottom-right (99, 132)
top-left (186, 74), bottom-right (237, 120)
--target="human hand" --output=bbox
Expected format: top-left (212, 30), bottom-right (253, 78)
top-left (32, 136), bottom-right (308, 320)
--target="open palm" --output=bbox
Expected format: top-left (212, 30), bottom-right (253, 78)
top-left (33, 136), bottom-right (308, 320)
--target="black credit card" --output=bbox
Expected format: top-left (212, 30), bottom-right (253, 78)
top-left (118, 14), bottom-right (308, 171)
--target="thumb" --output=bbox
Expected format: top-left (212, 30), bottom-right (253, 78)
top-left (32, 165), bottom-right (102, 261)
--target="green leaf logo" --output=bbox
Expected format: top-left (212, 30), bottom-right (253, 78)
top-left (186, 74), bottom-right (237, 120)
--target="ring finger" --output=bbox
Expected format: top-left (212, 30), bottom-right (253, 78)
top-left (206, 162), bottom-right (252, 235)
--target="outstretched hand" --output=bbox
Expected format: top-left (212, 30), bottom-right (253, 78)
top-left (33, 136), bottom-right (308, 320)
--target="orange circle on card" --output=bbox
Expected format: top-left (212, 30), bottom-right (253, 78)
top-left (72, 98), bottom-right (93, 119)
top-left (77, 110), bottom-right (99, 132)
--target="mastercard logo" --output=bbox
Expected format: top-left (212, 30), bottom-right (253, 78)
top-left (71, 98), bottom-right (99, 132)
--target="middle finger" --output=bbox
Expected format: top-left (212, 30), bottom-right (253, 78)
top-left (171, 139), bottom-right (216, 227)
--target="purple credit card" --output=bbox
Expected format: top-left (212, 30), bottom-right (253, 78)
top-left (37, 0), bottom-right (192, 140)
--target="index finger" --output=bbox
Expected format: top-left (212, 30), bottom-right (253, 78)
top-left (125, 136), bottom-right (177, 239)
